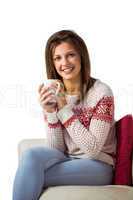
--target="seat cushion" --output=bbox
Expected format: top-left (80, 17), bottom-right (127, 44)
top-left (114, 115), bottom-right (133, 185)
top-left (39, 185), bottom-right (133, 200)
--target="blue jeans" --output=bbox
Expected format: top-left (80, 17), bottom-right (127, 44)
top-left (13, 147), bottom-right (113, 200)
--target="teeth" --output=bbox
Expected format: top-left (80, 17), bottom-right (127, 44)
top-left (63, 67), bottom-right (73, 72)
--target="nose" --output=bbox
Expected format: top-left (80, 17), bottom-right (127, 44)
top-left (61, 56), bottom-right (69, 66)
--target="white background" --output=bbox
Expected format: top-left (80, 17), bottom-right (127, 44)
top-left (0, 0), bottom-right (133, 199)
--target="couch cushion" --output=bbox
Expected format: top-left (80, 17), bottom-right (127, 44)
top-left (114, 115), bottom-right (133, 185)
top-left (39, 185), bottom-right (133, 200)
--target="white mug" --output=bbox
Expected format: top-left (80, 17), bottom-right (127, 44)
top-left (43, 79), bottom-right (60, 104)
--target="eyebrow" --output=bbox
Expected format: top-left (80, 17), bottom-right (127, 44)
top-left (53, 50), bottom-right (77, 57)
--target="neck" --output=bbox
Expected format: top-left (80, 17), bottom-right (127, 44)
top-left (63, 76), bottom-right (82, 95)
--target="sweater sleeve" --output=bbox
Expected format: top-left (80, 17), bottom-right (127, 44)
top-left (57, 93), bottom-right (114, 158)
top-left (43, 111), bottom-right (66, 152)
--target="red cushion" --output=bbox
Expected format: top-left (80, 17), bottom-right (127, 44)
top-left (114, 114), bottom-right (133, 185)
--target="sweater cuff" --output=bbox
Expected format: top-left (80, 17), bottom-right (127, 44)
top-left (57, 105), bottom-right (74, 124)
top-left (44, 111), bottom-right (59, 124)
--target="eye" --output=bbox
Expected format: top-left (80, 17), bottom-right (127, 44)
top-left (54, 56), bottom-right (61, 61)
top-left (68, 53), bottom-right (76, 57)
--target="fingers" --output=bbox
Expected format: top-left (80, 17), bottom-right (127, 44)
top-left (40, 90), bottom-right (54, 102)
top-left (38, 86), bottom-right (56, 107)
top-left (38, 83), bottom-right (57, 112)
top-left (38, 85), bottom-right (49, 96)
top-left (41, 96), bottom-right (56, 106)
top-left (38, 83), bottom-right (44, 93)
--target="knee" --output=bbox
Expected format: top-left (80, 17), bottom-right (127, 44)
top-left (20, 148), bottom-right (40, 168)
top-left (20, 147), bottom-right (65, 167)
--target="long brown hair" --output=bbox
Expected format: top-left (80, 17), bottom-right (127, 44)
top-left (45, 30), bottom-right (96, 99)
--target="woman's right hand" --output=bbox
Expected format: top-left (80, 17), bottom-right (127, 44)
top-left (38, 84), bottom-right (57, 113)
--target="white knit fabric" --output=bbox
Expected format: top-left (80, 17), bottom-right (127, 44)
top-left (44, 79), bottom-right (116, 166)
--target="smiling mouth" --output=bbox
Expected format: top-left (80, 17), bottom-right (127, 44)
top-left (62, 67), bottom-right (74, 72)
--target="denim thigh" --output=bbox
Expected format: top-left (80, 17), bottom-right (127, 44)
top-left (45, 158), bottom-right (114, 186)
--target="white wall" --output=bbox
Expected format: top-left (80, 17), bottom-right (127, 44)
top-left (0, 0), bottom-right (133, 199)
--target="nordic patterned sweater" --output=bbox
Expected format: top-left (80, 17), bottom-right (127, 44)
top-left (44, 79), bottom-right (116, 166)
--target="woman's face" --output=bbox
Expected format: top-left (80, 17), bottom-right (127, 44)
top-left (52, 42), bottom-right (81, 81)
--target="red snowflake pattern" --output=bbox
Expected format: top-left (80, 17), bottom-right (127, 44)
top-left (93, 96), bottom-right (114, 122)
top-left (64, 96), bottom-right (114, 128)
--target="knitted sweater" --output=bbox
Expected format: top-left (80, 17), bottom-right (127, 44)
top-left (44, 79), bottom-right (116, 166)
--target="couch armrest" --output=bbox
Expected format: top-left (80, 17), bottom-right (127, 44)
top-left (18, 138), bottom-right (47, 160)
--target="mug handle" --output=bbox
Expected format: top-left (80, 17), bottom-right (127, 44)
top-left (55, 82), bottom-right (61, 95)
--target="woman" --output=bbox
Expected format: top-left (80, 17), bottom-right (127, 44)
top-left (13, 30), bottom-right (116, 200)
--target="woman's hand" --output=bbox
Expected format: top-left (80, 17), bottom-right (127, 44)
top-left (38, 84), bottom-right (57, 113)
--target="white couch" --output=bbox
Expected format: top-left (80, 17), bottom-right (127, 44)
top-left (18, 139), bottom-right (133, 200)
